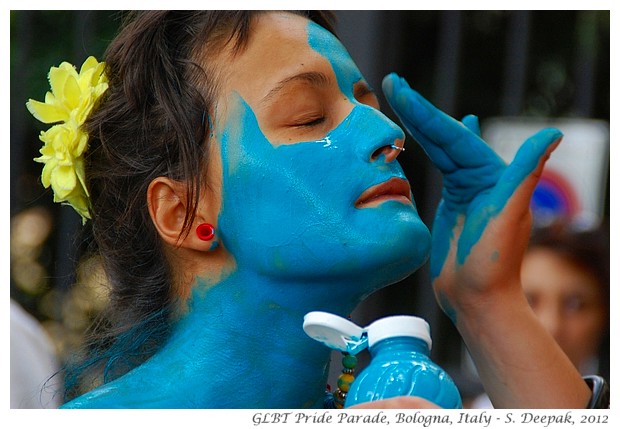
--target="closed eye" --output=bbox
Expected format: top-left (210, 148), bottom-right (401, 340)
top-left (296, 116), bottom-right (325, 127)
top-left (287, 109), bottom-right (326, 128)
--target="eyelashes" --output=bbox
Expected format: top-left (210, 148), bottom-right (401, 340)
top-left (286, 109), bottom-right (327, 128)
top-left (296, 116), bottom-right (326, 128)
top-left (285, 81), bottom-right (378, 130)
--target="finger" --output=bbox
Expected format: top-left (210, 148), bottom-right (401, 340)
top-left (461, 114), bottom-right (481, 137)
top-left (382, 73), bottom-right (503, 171)
top-left (382, 74), bottom-right (457, 172)
top-left (454, 128), bottom-right (562, 265)
top-left (492, 128), bottom-right (563, 210)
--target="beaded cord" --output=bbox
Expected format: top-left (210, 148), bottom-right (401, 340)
top-left (324, 352), bottom-right (358, 408)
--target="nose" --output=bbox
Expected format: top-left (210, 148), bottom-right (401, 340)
top-left (351, 105), bottom-right (406, 163)
top-left (536, 306), bottom-right (563, 340)
top-left (371, 138), bottom-right (406, 163)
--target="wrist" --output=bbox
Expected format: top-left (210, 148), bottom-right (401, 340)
top-left (446, 280), bottom-right (527, 331)
top-left (449, 285), bottom-right (592, 408)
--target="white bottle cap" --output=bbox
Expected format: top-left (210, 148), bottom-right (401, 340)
top-left (303, 311), bottom-right (367, 355)
top-left (366, 315), bottom-right (432, 350)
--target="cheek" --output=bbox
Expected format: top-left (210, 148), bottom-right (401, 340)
top-left (567, 311), bottom-right (605, 339)
top-left (561, 311), bottom-right (605, 358)
top-left (215, 96), bottom-right (347, 266)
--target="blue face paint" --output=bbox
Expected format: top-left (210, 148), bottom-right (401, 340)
top-left (62, 17), bottom-right (432, 409)
top-left (216, 21), bottom-right (430, 291)
top-left (218, 97), bottom-right (430, 292)
top-left (307, 21), bottom-right (360, 98)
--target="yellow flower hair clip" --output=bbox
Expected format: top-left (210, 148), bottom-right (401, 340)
top-left (26, 56), bottom-right (108, 223)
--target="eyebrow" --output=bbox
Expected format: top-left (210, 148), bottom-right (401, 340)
top-left (260, 71), bottom-right (331, 105)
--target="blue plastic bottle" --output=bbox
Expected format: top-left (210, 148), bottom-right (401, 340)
top-left (344, 315), bottom-right (462, 409)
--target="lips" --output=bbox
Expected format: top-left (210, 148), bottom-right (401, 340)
top-left (355, 177), bottom-right (412, 208)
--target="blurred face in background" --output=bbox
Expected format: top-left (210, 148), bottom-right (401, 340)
top-left (521, 247), bottom-right (607, 372)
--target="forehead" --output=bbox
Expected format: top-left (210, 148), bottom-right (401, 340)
top-left (216, 12), bottom-right (360, 105)
top-left (522, 248), bottom-right (601, 295)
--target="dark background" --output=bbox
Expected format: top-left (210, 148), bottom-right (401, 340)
top-left (10, 10), bottom-right (610, 403)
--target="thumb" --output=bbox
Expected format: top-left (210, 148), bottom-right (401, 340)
top-left (461, 114), bottom-right (481, 137)
top-left (496, 128), bottom-right (563, 217)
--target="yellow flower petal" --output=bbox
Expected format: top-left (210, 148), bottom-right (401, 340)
top-left (50, 164), bottom-right (77, 200)
top-left (80, 56), bottom-right (99, 74)
top-left (66, 193), bottom-right (91, 223)
top-left (73, 158), bottom-right (89, 197)
top-left (74, 95), bottom-right (93, 124)
top-left (48, 65), bottom-right (72, 102)
top-left (94, 82), bottom-right (109, 99)
top-left (44, 91), bottom-right (56, 105)
top-left (43, 124), bottom-right (71, 154)
top-left (62, 73), bottom-right (82, 112)
top-left (36, 157), bottom-right (56, 188)
top-left (26, 99), bottom-right (66, 124)
top-left (78, 67), bottom-right (96, 92)
top-left (75, 129), bottom-right (89, 157)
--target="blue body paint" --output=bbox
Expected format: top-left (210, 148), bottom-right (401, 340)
top-left (382, 73), bottom-right (562, 287)
top-left (63, 19), bottom-right (431, 409)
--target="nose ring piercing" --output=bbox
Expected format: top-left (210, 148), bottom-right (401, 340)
top-left (196, 223), bottom-right (215, 241)
top-left (391, 144), bottom-right (405, 152)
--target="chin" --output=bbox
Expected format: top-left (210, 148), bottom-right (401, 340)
top-left (360, 207), bottom-right (431, 287)
top-left (368, 228), bottom-right (431, 289)
top-left (360, 201), bottom-right (430, 254)
top-left (326, 208), bottom-right (432, 288)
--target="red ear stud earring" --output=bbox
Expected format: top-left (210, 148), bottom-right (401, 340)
top-left (196, 223), bottom-right (215, 241)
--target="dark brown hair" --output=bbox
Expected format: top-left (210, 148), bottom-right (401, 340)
top-left (528, 221), bottom-right (609, 299)
top-left (66, 10), bottom-right (336, 400)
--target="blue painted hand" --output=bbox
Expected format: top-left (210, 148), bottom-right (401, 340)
top-left (382, 72), bottom-right (562, 322)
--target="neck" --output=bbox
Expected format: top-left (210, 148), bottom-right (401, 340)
top-left (161, 269), bottom-right (362, 408)
top-left (65, 267), bottom-right (369, 408)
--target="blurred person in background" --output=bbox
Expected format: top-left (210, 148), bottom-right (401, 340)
top-left (471, 220), bottom-right (609, 408)
top-left (11, 299), bottom-right (63, 408)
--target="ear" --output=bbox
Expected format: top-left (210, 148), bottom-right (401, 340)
top-left (147, 177), bottom-right (213, 251)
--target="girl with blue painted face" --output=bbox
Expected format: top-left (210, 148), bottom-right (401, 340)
top-left (47, 11), bottom-right (596, 408)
